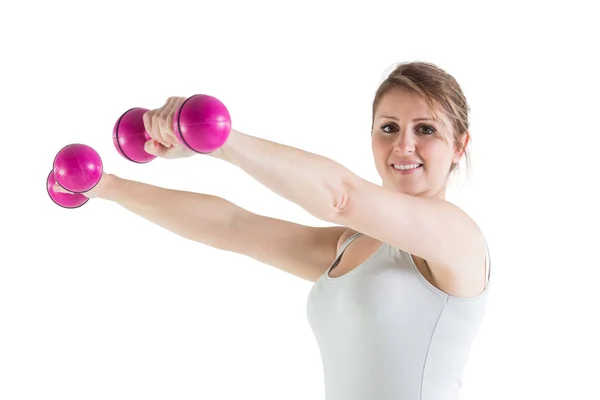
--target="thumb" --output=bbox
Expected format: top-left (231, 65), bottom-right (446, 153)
top-left (144, 140), bottom-right (168, 157)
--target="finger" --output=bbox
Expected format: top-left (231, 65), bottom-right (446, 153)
top-left (163, 97), bottom-right (183, 147)
top-left (52, 182), bottom-right (96, 199)
top-left (156, 102), bottom-right (175, 148)
top-left (159, 97), bottom-right (179, 147)
top-left (144, 139), bottom-right (169, 157)
top-left (162, 96), bottom-right (184, 147)
top-left (143, 110), bottom-right (158, 142)
top-left (52, 182), bottom-right (72, 194)
top-left (149, 112), bottom-right (167, 147)
top-left (153, 98), bottom-right (176, 148)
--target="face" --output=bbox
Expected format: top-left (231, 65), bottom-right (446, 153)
top-left (371, 87), bottom-right (465, 198)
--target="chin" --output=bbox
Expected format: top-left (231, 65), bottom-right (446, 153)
top-left (381, 180), bottom-right (422, 195)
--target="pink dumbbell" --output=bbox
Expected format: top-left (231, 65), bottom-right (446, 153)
top-left (113, 94), bottom-right (231, 163)
top-left (47, 143), bottom-right (103, 208)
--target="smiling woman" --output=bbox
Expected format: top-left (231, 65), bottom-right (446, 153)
top-left (304, 62), bottom-right (489, 400)
top-left (53, 60), bottom-right (490, 400)
top-left (371, 63), bottom-right (471, 198)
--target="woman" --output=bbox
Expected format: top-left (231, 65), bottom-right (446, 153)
top-left (57, 61), bottom-right (491, 399)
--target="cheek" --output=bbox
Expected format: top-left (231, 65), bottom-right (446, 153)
top-left (371, 137), bottom-right (388, 159)
top-left (421, 142), bottom-right (454, 167)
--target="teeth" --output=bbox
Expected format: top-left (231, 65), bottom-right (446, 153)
top-left (393, 164), bottom-right (421, 170)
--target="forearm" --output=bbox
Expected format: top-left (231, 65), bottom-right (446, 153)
top-left (97, 175), bottom-right (239, 249)
top-left (213, 129), bottom-right (352, 221)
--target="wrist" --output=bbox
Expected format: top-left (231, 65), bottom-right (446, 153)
top-left (208, 128), bottom-right (241, 163)
top-left (94, 173), bottom-right (120, 200)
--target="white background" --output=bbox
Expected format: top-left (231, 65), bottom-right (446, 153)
top-left (1, 1), bottom-right (598, 399)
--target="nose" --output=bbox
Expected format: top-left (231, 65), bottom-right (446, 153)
top-left (393, 131), bottom-right (416, 154)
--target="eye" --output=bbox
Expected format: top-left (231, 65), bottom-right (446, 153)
top-left (381, 123), bottom-right (398, 134)
top-left (417, 124), bottom-right (436, 135)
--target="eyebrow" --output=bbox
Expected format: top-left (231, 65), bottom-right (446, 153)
top-left (377, 115), bottom-right (434, 122)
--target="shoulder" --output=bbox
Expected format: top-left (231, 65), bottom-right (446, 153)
top-left (427, 221), bottom-right (489, 298)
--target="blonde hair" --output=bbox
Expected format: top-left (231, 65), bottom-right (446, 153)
top-left (372, 61), bottom-right (471, 178)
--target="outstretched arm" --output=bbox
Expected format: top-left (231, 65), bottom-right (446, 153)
top-left (57, 174), bottom-right (345, 282)
top-left (211, 129), bottom-right (485, 277)
top-left (212, 129), bottom-right (349, 221)
top-left (140, 97), bottom-right (485, 291)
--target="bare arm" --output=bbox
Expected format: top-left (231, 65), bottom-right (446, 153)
top-left (211, 129), bottom-right (486, 293)
top-left (228, 211), bottom-right (347, 281)
top-left (96, 174), bottom-right (345, 282)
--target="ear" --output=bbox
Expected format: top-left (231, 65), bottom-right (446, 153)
top-left (452, 131), bottom-right (470, 163)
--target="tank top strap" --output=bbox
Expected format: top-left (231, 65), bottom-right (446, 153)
top-left (337, 231), bottom-right (362, 256)
top-left (324, 231), bottom-right (363, 278)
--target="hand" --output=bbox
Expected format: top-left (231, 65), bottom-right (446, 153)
top-left (53, 172), bottom-right (111, 199)
top-left (142, 96), bottom-right (197, 160)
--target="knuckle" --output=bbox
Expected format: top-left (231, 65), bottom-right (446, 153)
top-left (158, 106), bottom-right (169, 118)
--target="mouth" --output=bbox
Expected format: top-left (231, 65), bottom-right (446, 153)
top-left (391, 163), bottom-right (423, 172)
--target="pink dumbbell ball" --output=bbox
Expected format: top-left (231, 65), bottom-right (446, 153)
top-left (46, 170), bottom-right (89, 208)
top-left (113, 107), bottom-right (157, 163)
top-left (173, 94), bottom-right (231, 154)
top-left (53, 143), bottom-right (103, 193)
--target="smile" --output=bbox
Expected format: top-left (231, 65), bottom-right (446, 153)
top-left (392, 163), bottom-right (422, 171)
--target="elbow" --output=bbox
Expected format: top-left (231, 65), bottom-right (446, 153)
top-left (314, 192), bottom-right (350, 225)
top-left (327, 191), bottom-right (350, 222)
top-left (317, 174), bottom-right (356, 224)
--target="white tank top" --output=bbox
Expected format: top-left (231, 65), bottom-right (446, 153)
top-left (306, 232), bottom-right (492, 400)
